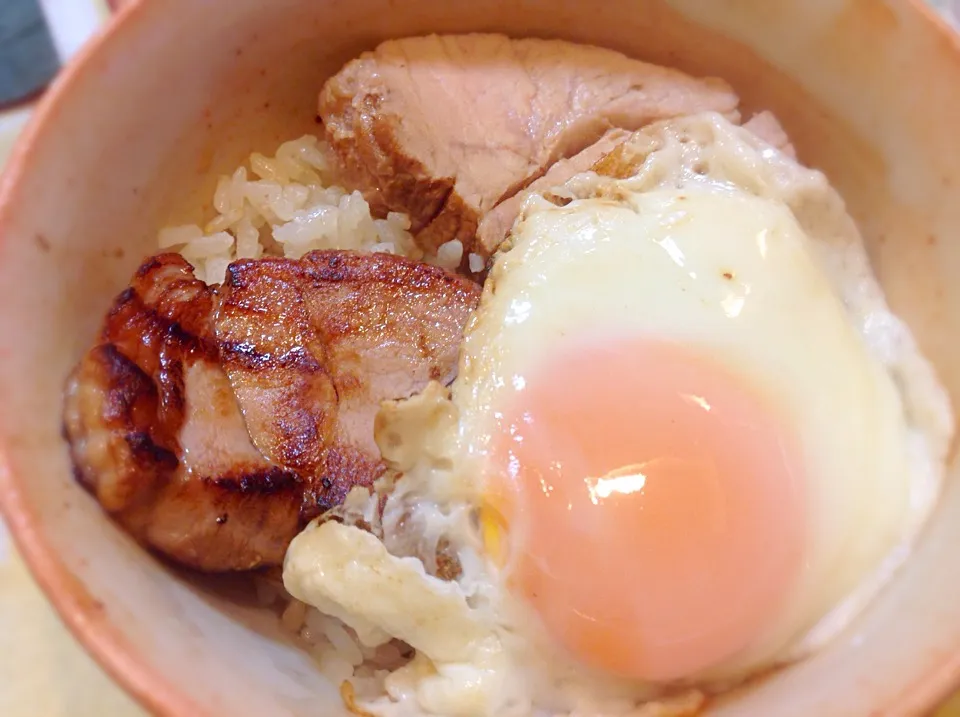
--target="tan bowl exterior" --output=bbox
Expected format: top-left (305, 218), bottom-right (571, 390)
top-left (2, 0), bottom-right (960, 715)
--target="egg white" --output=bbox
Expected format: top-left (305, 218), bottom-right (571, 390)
top-left (456, 182), bottom-right (935, 682)
top-left (283, 113), bottom-right (953, 716)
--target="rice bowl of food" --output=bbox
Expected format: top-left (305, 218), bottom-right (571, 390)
top-left (2, 0), bottom-right (960, 715)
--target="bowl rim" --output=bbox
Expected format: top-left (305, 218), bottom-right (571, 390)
top-left (0, 1), bottom-right (208, 714)
top-left (2, 0), bottom-right (960, 715)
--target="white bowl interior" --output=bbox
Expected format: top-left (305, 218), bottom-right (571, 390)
top-left (1, 0), bottom-right (959, 714)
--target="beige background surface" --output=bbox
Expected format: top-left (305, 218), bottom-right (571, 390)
top-left (1, 2), bottom-right (959, 716)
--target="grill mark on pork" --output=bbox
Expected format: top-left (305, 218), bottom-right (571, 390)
top-left (125, 430), bottom-right (179, 471)
top-left (218, 258), bottom-right (338, 480)
top-left (66, 343), bottom-right (174, 512)
top-left (211, 467), bottom-right (302, 494)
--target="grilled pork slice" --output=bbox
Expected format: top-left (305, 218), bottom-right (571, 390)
top-left (742, 111), bottom-right (797, 158)
top-left (64, 251), bottom-right (480, 571)
top-left (216, 251), bottom-right (480, 518)
top-left (475, 128), bottom-right (632, 254)
top-left (474, 114), bottom-right (794, 256)
top-left (63, 255), bottom-right (302, 571)
top-left (320, 34), bottom-right (740, 259)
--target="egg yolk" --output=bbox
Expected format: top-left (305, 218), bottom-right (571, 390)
top-left (486, 337), bottom-right (805, 681)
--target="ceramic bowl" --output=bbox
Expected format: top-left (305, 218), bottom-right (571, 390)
top-left (2, 0), bottom-right (960, 714)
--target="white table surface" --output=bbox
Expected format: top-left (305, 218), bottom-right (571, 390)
top-left (1, 2), bottom-right (959, 716)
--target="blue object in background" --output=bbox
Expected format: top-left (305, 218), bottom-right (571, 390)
top-left (0, 0), bottom-right (60, 107)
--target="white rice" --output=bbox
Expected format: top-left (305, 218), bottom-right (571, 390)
top-left (256, 570), bottom-right (399, 690)
top-left (157, 135), bottom-right (472, 284)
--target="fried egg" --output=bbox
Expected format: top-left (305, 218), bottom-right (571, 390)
top-left (284, 113), bottom-right (953, 716)
top-left (465, 183), bottom-right (923, 683)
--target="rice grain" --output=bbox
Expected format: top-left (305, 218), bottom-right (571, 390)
top-left (157, 135), bottom-right (423, 284)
